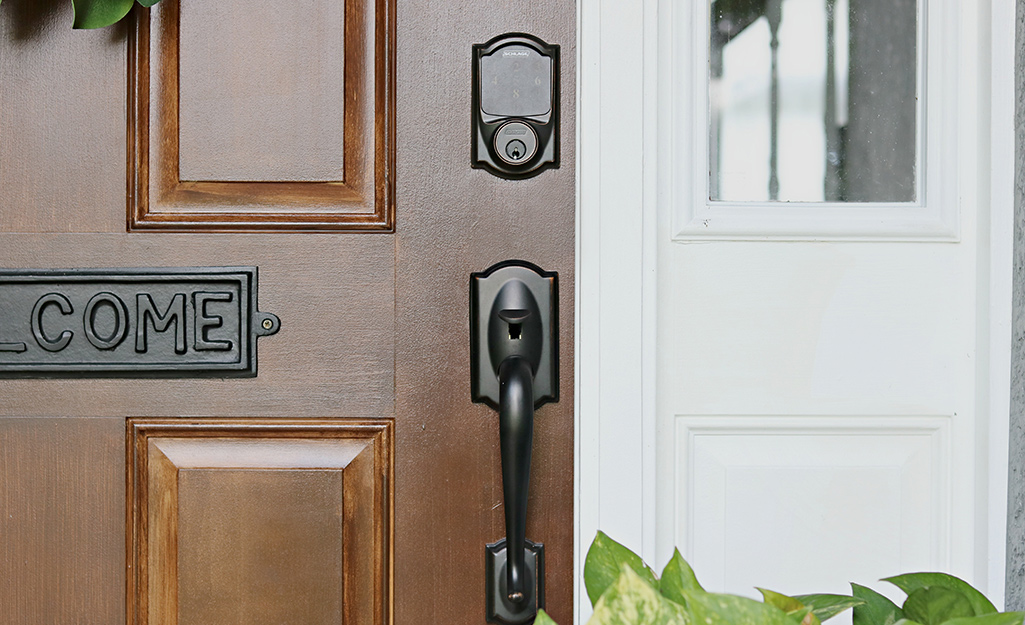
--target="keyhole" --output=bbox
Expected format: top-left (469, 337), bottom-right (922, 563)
top-left (506, 140), bottom-right (526, 161)
top-left (509, 323), bottom-right (522, 340)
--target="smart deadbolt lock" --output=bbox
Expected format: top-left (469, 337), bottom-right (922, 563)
top-left (472, 33), bottom-right (560, 179)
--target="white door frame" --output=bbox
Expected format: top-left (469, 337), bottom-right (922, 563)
top-left (574, 0), bottom-right (1015, 620)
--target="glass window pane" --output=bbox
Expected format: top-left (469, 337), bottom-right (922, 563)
top-left (709, 0), bottom-right (918, 203)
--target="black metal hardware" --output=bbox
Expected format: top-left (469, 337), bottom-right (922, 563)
top-left (486, 538), bottom-right (545, 625)
top-left (471, 33), bottom-right (560, 180)
top-left (471, 260), bottom-right (557, 624)
top-left (0, 267), bottom-right (278, 377)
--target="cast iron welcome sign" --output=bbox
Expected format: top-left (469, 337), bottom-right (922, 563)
top-left (0, 267), bottom-right (279, 377)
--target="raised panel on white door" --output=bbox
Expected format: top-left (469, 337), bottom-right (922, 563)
top-left (676, 416), bottom-right (950, 606)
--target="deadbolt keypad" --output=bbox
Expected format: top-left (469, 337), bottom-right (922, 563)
top-left (480, 45), bottom-right (552, 118)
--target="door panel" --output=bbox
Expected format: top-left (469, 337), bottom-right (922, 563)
top-left (128, 419), bottom-right (391, 625)
top-left (0, 16), bottom-right (126, 234)
top-left (130, 0), bottom-right (392, 230)
top-left (0, 0), bottom-right (575, 623)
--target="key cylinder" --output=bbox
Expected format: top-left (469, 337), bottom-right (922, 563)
top-left (493, 121), bottom-right (538, 166)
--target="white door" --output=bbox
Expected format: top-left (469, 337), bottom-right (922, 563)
top-left (577, 0), bottom-right (1015, 621)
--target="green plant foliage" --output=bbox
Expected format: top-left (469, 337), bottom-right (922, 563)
top-left (0, 0), bottom-right (166, 30)
top-left (659, 549), bottom-right (704, 606)
top-left (72, 0), bottom-right (133, 29)
top-left (757, 588), bottom-right (819, 625)
top-left (852, 583), bottom-right (904, 625)
top-left (942, 614), bottom-right (1025, 625)
top-left (585, 531), bottom-right (660, 607)
top-left (588, 566), bottom-right (689, 625)
top-left (902, 588), bottom-right (976, 625)
top-left (682, 589), bottom-right (797, 625)
top-left (543, 533), bottom-right (1015, 625)
top-left (884, 573), bottom-right (998, 616)
top-left (795, 594), bottom-right (867, 622)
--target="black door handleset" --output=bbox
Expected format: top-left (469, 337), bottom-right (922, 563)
top-left (471, 260), bottom-right (558, 625)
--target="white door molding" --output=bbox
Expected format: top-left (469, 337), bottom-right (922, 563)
top-left (985, 0), bottom-right (1014, 604)
top-left (576, 0), bottom-right (659, 621)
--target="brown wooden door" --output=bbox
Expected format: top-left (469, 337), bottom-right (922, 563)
top-left (0, 1), bottom-right (574, 623)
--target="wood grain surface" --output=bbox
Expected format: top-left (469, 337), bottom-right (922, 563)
top-left (177, 0), bottom-right (347, 183)
top-left (0, 0), bottom-right (575, 622)
top-left (0, 417), bottom-right (125, 624)
top-left (128, 419), bottom-right (392, 625)
top-left (128, 0), bottom-right (394, 231)
top-left (393, 2), bottom-right (576, 622)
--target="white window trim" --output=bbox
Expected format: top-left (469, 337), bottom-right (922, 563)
top-left (672, 0), bottom-right (959, 241)
top-left (576, 0), bottom-right (1014, 621)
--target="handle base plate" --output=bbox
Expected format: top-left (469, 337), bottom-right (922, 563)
top-left (486, 538), bottom-right (545, 624)
top-left (470, 260), bottom-right (558, 410)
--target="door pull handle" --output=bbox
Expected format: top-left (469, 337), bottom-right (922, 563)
top-left (471, 260), bottom-right (558, 625)
top-left (498, 354), bottom-right (534, 604)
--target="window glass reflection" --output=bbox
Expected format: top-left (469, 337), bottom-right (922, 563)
top-left (709, 0), bottom-right (917, 203)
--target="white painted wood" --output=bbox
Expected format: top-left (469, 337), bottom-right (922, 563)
top-left (576, 0), bottom-right (1014, 622)
top-left (984, 0), bottom-right (1015, 601)
top-left (677, 415), bottom-right (951, 621)
top-left (575, 0), bottom-right (659, 621)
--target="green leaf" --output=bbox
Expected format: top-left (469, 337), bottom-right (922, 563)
top-left (893, 620), bottom-right (925, 625)
top-left (660, 549), bottom-right (704, 605)
top-left (585, 532), bottom-right (660, 608)
top-left (757, 589), bottom-right (819, 625)
top-left (884, 573), bottom-right (998, 616)
top-left (72, 0), bottom-right (134, 29)
top-left (759, 588), bottom-right (806, 613)
top-left (791, 607), bottom-right (819, 625)
top-left (852, 583), bottom-right (904, 625)
top-left (136, 0), bottom-right (163, 7)
top-left (535, 609), bottom-right (560, 625)
top-left (793, 594), bottom-right (865, 622)
top-left (902, 587), bottom-right (975, 625)
top-left (943, 613), bottom-right (1025, 625)
top-left (681, 590), bottom-right (797, 625)
top-left (588, 566), bottom-right (689, 625)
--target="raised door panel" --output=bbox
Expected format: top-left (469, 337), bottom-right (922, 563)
top-left (129, 0), bottom-right (394, 231)
top-left (128, 419), bottom-right (392, 625)
top-left (676, 416), bottom-right (949, 602)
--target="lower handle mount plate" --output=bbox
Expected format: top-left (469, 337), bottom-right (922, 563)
top-left (486, 538), bottom-right (545, 625)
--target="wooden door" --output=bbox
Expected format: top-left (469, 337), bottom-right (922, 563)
top-left (0, 0), bottom-right (575, 623)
